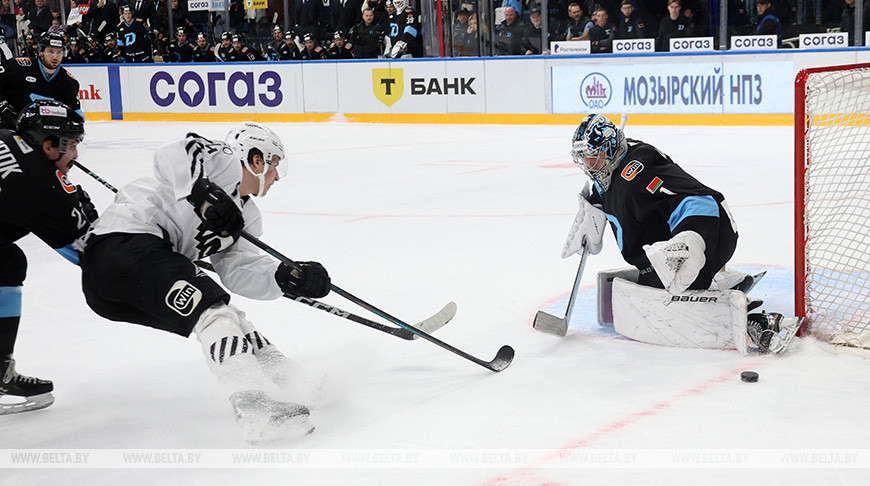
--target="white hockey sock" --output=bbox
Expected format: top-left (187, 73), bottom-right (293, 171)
top-left (193, 304), bottom-right (267, 396)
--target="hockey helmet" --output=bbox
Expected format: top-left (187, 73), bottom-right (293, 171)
top-left (284, 30), bottom-right (294, 39)
top-left (17, 100), bottom-right (85, 155)
top-left (302, 33), bottom-right (315, 43)
top-left (273, 25), bottom-right (282, 33)
top-left (393, 0), bottom-right (407, 11)
top-left (231, 34), bottom-right (241, 44)
top-left (333, 30), bottom-right (345, 39)
top-left (176, 26), bottom-right (186, 37)
top-left (571, 114), bottom-right (627, 192)
top-left (225, 122), bottom-right (286, 197)
top-left (221, 31), bottom-right (231, 41)
top-left (38, 32), bottom-right (65, 51)
top-left (105, 32), bottom-right (117, 42)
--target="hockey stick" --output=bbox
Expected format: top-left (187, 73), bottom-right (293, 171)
top-left (533, 243), bottom-right (589, 337)
top-left (239, 231), bottom-right (514, 372)
top-left (72, 160), bottom-right (457, 342)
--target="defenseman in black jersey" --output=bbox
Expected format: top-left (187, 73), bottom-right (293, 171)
top-left (102, 33), bottom-right (124, 63)
top-left (192, 33), bottom-right (216, 62)
top-left (0, 32), bottom-right (81, 130)
top-left (276, 30), bottom-right (300, 60)
top-left (326, 30), bottom-right (354, 59)
top-left (0, 100), bottom-right (96, 414)
top-left (558, 114), bottom-right (801, 354)
top-left (167, 26), bottom-right (195, 62)
top-left (385, 0), bottom-right (422, 58)
top-left (226, 34), bottom-right (264, 62)
top-left (299, 33), bottom-right (326, 60)
top-left (215, 32), bottom-right (232, 61)
top-left (117, 6), bottom-right (152, 63)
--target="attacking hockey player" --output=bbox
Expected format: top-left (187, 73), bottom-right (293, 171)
top-left (0, 32), bottom-right (83, 130)
top-left (0, 100), bottom-right (95, 415)
top-left (550, 114), bottom-right (801, 354)
top-left (78, 122), bottom-right (330, 442)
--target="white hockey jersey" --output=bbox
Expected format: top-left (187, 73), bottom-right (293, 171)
top-left (85, 133), bottom-right (283, 300)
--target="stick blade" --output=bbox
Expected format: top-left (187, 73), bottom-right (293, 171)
top-left (487, 345), bottom-right (515, 372)
top-left (410, 301), bottom-right (457, 339)
top-left (533, 310), bottom-right (568, 337)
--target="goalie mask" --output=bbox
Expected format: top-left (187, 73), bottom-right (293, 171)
top-left (571, 114), bottom-right (627, 192)
top-left (393, 0), bottom-right (407, 11)
top-left (225, 122), bottom-right (286, 197)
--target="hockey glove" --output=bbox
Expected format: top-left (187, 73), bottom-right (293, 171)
top-left (275, 261), bottom-right (331, 298)
top-left (0, 100), bottom-right (16, 130)
top-left (562, 191), bottom-right (607, 257)
top-left (643, 230), bottom-right (706, 294)
top-left (74, 186), bottom-right (99, 223)
top-left (187, 178), bottom-right (244, 240)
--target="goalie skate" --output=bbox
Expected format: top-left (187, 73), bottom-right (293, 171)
top-left (747, 312), bottom-right (803, 355)
top-left (230, 390), bottom-right (314, 444)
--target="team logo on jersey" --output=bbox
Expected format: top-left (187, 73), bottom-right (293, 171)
top-left (646, 176), bottom-right (663, 193)
top-left (15, 57), bottom-right (32, 67)
top-left (165, 280), bottom-right (203, 316)
top-left (373, 68), bottom-right (403, 107)
top-left (56, 170), bottom-right (76, 193)
top-left (620, 160), bottom-right (643, 181)
top-left (25, 76), bottom-right (36, 83)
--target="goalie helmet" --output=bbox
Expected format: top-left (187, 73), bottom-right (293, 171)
top-left (571, 114), bottom-right (626, 192)
top-left (225, 122), bottom-right (286, 197)
top-left (17, 100), bottom-right (85, 154)
top-left (393, 0), bottom-right (408, 11)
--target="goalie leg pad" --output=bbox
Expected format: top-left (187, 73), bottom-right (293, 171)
top-left (596, 267), bottom-right (639, 326)
top-left (612, 278), bottom-right (749, 355)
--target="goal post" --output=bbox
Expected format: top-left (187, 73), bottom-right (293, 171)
top-left (795, 62), bottom-right (870, 348)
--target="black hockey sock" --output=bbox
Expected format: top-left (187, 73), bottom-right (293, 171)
top-left (0, 316), bottom-right (20, 358)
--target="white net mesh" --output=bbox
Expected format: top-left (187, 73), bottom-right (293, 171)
top-left (801, 65), bottom-right (870, 347)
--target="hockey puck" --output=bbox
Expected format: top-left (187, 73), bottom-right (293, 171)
top-left (740, 371), bottom-right (759, 383)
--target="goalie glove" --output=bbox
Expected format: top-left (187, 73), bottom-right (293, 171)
top-left (561, 190), bottom-right (607, 258)
top-left (275, 261), bottom-right (331, 298)
top-left (643, 230), bottom-right (706, 294)
top-left (389, 40), bottom-right (407, 58)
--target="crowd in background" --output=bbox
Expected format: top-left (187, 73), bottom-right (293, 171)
top-left (0, 0), bottom-right (866, 62)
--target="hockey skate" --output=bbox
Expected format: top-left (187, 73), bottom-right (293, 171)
top-left (747, 312), bottom-right (803, 355)
top-left (229, 390), bottom-right (314, 444)
top-left (0, 358), bottom-right (54, 415)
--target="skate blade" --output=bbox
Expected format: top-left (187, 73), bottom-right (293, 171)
top-left (769, 317), bottom-right (804, 355)
top-left (0, 392), bottom-right (54, 415)
top-left (533, 311), bottom-right (568, 337)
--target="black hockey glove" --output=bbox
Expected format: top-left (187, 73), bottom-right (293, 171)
top-left (187, 178), bottom-right (244, 240)
top-left (275, 261), bottom-right (331, 298)
top-left (75, 186), bottom-right (99, 223)
top-left (0, 100), bottom-right (16, 130)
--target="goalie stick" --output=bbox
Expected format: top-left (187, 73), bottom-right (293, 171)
top-left (74, 161), bottom-right (457, 342)
top-left (239, 231), bottom-right (514, 372)
top-left (533, 243), bottom-right (589, 337)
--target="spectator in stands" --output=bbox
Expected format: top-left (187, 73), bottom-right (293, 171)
top-left (299, 32), bottom-right (326, 59)
top-left (167, 25), bottom-right (194, 61)
top-left (191, 32), bottom-right (215, 61)
top-left (170, 0), bottom-right (196, 38)
top-left (130, 0), bottom-right (156, 28)
top-left (616, 0), bottom-right (648, 39)
top-left (526, 8), bottom-right (547, 54)
top-left (500, 0), bottom-right (522, 18)
top-left (588, 6), bottom-right (614, 52)
top-left (27, 0), bottom-right (52, 36)
top-left (754, 0), bottom-right (781, 45)
top-left (451, 7), bottom-right (478, 56)
top-left (294, 0), bottom-right (319, 40)
top-left (327, 29), bottom-right (354, 59)
top-left (102, 31), bottom-right (122, 61)
top-left (47, 16), bottom-right (64, 34)
top-left (335, 0), bottom-right (361, 35)
top-left (840, 0), bottom-right (870, 45)
top-left (226, 33), bottom-right (263, 61)
top-left (349, 7), bottom-right (382, 58)
top-left (657, 0), bottom-right (691, 50)
top-left (494, 6), bottom-right (533, 55)
top-left (565, 2), bottom-right (590, 40)
top-left (0, 0), bottom-right (13, 41)
top-left (86, 0), bottom-right (119, 42)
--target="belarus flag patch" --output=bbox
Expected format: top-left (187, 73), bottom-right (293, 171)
top-left (646, 177), bottom-right (663, 194)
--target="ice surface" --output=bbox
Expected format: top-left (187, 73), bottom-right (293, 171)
top-left (3, 121), bottom-right (869, 485)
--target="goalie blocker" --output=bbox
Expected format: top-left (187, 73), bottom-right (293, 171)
top-left (598, 267), bottom-right (801, 355)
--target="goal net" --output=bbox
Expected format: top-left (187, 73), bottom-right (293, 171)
top-left (795, 63), bottom-right (870, 348)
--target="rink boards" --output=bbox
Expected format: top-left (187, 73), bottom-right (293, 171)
top-left (67, 48), bottom-right (870, 125)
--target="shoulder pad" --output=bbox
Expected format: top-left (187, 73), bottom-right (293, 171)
top-left (65, 69), bottom-right (77, 80)
top-left (15, 57), bottom-right (32, 67)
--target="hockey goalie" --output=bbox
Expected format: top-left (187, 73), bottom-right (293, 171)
top-left (543, 114), bottom-right (801, 355)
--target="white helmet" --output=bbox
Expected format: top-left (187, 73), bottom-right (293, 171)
top-left (225, 122), bottom-right (286, 196)
top-left (393, 0), bottom-right (408, 11)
